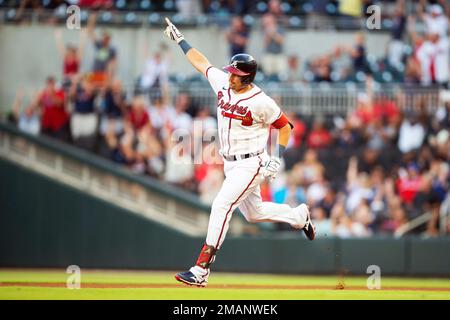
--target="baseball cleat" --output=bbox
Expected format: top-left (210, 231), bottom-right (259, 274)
top-left (175, 270), bottom-right (208, 287)
top-left (300, 204), bottom-right (316, 241)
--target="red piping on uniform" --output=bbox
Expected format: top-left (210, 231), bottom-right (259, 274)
top-left (215, 160), bottom-right (261, 249)
top-left (235, 90), bottom-right (262, 105)
top-left (205, 66), bottom-right (213, 79)
top-left (227, 118), bottom-right (232, 155)
top-left (225, 88), bottom-right (232, 154)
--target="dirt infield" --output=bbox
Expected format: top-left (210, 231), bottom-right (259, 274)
top-left (2, 282), bottom-right (450, 291)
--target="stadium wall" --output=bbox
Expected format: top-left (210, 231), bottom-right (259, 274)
top-left (0, 24), bottom-right (391, 114)
top-left (1, 158), bottom-right (449, 276)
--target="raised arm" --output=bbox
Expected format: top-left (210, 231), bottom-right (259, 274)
top-left (68, 74), bottom-right (81, 100)
top-left (185, 49), bottom-right (213, 76)
top-left (438, 0), bottom-right (450, 17)
top-left (417, 0), bottom-right (427, 20)
top-left (396, 0), bottom-right (405, 13)
top-left (407, 15), bottom-right (418, 43)
top-left (54, 29), bottom-right (66, 59)
top-left (164, 17), bottom-right (212, 76)
top-left (78, 28), bottom-right (88, 60)
top-left (346, 156), bottom-right (359, 187)
top-left (86, 12), bottom-right (97, 41)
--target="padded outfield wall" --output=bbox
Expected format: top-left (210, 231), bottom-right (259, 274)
top-left (1, 158), bottom-right (449, 276)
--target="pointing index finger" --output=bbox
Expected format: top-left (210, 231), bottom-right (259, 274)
top-left (165, 17), bottom-right (172, 26)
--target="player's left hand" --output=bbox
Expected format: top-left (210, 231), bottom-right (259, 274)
top-left (262, 157), bottom-right (281, 180)
top-left (164, 17), bottom-right (184, 44)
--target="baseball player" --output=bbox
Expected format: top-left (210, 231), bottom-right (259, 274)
top-left (164, 18), bottom-right (316, 287)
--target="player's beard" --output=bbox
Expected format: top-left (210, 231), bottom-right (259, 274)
top-left (229, 79), bottom-right (251, 94)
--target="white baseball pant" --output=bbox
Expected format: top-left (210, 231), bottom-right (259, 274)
top-left (205, 152), bottom-right (307, 249)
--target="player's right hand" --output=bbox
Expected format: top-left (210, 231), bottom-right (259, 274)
top-left (164, 17), bottom-right (184, 44)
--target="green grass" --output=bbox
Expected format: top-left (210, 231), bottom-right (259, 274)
top-left (1, 269), bottom-right (450, 300)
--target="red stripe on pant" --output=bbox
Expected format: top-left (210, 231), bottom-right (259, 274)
top-left (214, 162), bottom-right (261, 249)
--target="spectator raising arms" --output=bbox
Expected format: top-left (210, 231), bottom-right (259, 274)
top-left (87, 12), bottom-right (117, 88)
top-left (417, 0), bottom-right (449, 38)
top-left (54, 28), bottom-right (87, 90)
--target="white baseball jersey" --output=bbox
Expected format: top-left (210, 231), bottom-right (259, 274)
top-left (206, 66), bottom-right (283, 157)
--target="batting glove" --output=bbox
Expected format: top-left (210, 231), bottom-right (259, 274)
top-left (263, 157), bottom-right (282, 180)
top-left (164, 17), bottom-right (184, 44)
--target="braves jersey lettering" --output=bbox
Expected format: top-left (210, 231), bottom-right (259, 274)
top-left (206, 67), bottom-right (282, 157)
top-left (218, 91), bottom-right (249, 115)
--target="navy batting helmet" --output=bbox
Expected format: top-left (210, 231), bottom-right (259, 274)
top-left (223, 53), bottom-right (257, 85)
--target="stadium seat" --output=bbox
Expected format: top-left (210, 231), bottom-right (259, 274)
top-left (122, 12), bottom-right (141, 26)
top-left (325, 2), bottom-right (338, 15)
top-left (163, 0), bottom-right (175, 11)
top-left (280, 2), bottom-right (291, 13)
top-left (100, 11), bottom-right (113, 24)
top-left (147, 12), bottom-right (160, 24)
top-left (288, 16), bottom-right (302, 28)
top-left (302, 2), bottom-right (313, 14)
top-left (256, 1), bottom-right (268, 14)
top-left (115, 0), bottom-right (127, 11)
top-left (139, 0), bottom-right (152, 11)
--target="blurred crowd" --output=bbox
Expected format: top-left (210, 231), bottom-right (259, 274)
top-left (221, 0), bottom-right (450, 87)
top-left (5, 0), bottom-right (450, 85)
top-left (4, 1), bottom-right (450, 238)
top-left (300, 0), bottom-right (450, 87)
top-left (268, 77), bottom-right (450, 238)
